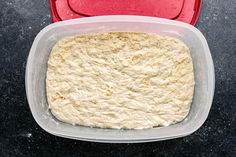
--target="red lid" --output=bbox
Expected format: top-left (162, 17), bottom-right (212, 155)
top-left (50, 0), bottom-right (202, 25)
top-left (68, 0), bottom-right (184, 19)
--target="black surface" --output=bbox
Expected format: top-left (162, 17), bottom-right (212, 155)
top-left (0, 0), bottom-right (236, 156)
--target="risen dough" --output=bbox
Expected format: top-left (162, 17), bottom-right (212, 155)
top-left (46, 32), bottom-right (195, 129)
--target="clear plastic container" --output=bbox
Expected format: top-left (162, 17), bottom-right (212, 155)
top-left (25, 15), bottom-right (214, 143)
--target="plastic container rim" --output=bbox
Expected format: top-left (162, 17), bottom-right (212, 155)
top-left (25, 15), bottom-right (215, 143)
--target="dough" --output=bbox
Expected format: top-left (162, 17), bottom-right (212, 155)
top-left (46, 32), bottom-right (195, 129)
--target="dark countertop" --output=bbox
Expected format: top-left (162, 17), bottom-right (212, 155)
top-left (0, 0), bottom-right (235, 157)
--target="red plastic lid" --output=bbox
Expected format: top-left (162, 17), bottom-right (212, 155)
top-left (50, 0), bottom-right (202, 25)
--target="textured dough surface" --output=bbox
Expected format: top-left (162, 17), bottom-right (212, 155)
top-left (46, 32), bottom-right (195, 129)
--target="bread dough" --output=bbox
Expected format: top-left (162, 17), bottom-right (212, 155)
top-left (46, 32), bottom-right (195, 129)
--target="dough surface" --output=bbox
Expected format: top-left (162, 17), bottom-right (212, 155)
top-left (46, 32), bottom-right (195, 129)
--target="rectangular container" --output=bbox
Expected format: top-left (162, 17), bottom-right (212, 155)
top-left (26, 15), bottom-right (214, 143)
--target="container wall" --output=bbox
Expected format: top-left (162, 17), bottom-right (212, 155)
top-left (26, 16), bottom-right (214, 142)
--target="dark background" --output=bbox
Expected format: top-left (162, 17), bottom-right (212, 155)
top-left (0, 0), bottom-right (235, 156)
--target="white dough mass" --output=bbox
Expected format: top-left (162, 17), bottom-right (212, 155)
top-left (46, 32), bottom-right (195, 129)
